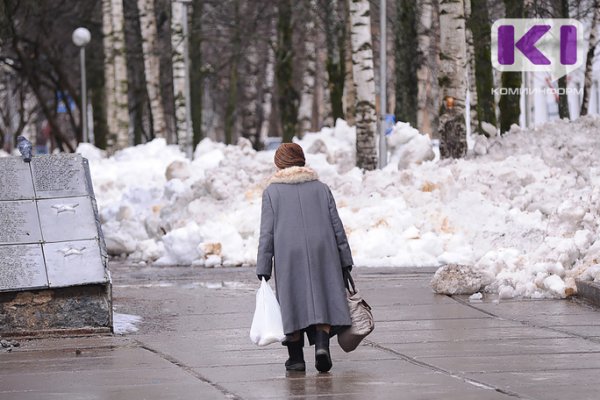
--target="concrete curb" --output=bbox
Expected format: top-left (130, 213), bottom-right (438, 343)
top-left (575, 280), bottom-right (600, 307)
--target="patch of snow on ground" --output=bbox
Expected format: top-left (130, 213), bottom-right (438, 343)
top-left (113, 312), bottom-right (142, 334)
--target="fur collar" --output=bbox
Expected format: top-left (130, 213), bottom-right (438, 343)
top-left (269, 166), bottom-right (319, 184)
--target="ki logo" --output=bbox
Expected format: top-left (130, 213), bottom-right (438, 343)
top-left (491, 19), bottom-right (585, 81)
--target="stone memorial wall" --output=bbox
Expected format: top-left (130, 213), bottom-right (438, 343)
top-left (0, 155), bottom-right (111, 335)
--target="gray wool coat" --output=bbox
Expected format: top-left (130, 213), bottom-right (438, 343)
top-left (256, 166), bottom-right (353, 335)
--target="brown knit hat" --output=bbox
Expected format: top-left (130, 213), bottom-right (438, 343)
top-left (274, 143), bottom-right (306, 169)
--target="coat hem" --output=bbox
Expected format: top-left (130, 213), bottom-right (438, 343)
top-left (283, 324), bottom-right (352, 346)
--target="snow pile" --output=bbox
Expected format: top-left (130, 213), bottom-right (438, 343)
top-left (0, 149), bottom-right (9, 157)
top-left (83, 116), bottom-right (600, 299)
top-left (387, 121), bottom-right (435, 168)
top-left (113, 312), bottom-right (142, 334)
top-left (76, 142), bottom-right (106, 161)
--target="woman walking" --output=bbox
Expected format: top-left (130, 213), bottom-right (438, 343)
top-left (256, 143), bottom-right (353, 373)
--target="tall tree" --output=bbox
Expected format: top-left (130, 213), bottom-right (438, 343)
top-left (416, 0), bottom-right (439, 137)
top-left (499, 0), bottom-right (523, 134)
top-left (88, 0), bottom-right (109, 150)
top-left (349, 0), bottom-right (377, 170)
top-left (171, 0), bottom-right (187, 145)
top-left (322, 0), bottom-right (345, 122)
top-left (156, 0), bottom-right (177, 143)
top-left (297, 0), bottom-right (317, 135)
top-left (138, 0), bottom-right (168, 139)
top-left (468, 0), bottom-right (496, 135)
top-left (103, 0), bottom-right (130, 151)
top-left (123, 0), bottom-right (150, 145)
top-left (394, 0), bottom-right (418, 126)
top-left (438, 0), bottom-right (468, 158)
top-left (258, 27), bottom-right (276, 146)
top-left (190, 0), bottom-right (203, 147)
top-left (276, 0), bottom-right (299, 143)
top-left (224, 0), bottom-right (241, 145)
top-left (463, 0), bottom-right (479, 136)
top-left (242, 41), bottom-right (260, 146)
top-left (0, 69), bottom-right (36, 149)
top-left (557, 0), bottom-right (570, 119)
top-left (343, 0), bottom-right (356, 126)
top-left (2, 0), bottom-right (85, 152)
top-left (581, 1), bottom-right (599, 116)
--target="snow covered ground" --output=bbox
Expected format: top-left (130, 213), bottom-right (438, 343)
top-left (5, 117), bottom-right (600, 299)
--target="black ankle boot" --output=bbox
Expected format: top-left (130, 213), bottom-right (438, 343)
top-left (285, 340), bottom-right (305, 371)
top-left (314, 330), bottom-right (332, 373)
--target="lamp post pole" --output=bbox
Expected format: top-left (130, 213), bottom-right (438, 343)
top-left (72, 27), bottom-right (91, 143)
top-left (80, 46), bottom-right (88, 142)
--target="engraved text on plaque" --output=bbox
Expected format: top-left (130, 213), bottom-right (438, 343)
top-left (0, 244), bottom-right (48, 291)
top-left (32, 155), bottom-right (88, 198)
top-left (0, 158), bottom-right (35, 200)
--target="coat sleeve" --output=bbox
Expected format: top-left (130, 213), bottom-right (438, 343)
top-left (326, 187), bottom-right (354, 268)
top-left (256, 189), bottom-right (275, 276)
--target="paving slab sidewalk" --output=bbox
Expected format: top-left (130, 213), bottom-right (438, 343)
top-left (1, 263), bottom-right (600, 400)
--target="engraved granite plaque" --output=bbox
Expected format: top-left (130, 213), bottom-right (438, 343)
top-left (0, 155), bottom-right (111, 334)
top-left (44, 240), bottom-right (106, 287)
top-left (0, 244), bottom-right (48, 291)
top-left (0, 201), bottom-right (43, 244)
top-left (0, 158), bottom-right (35, 200)
top-left (0, 155), bottom-right (108, 294)
top-left (31, 155), bottom-right (88, 198)
top-left (37, 197), bottom-right (97, 242)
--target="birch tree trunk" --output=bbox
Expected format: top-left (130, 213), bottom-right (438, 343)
top-left (349, 0), bottom-right (377, 170)
top-left (242, 42), bottom-right (260, 147)
top-left (111, 0), bottom-right (130, 149)
top-left (438, 0), bottom-right (468, 158)
top-left (171, 1), bottom-right (187, 145)
top-left (315, 44), bottom-right (330, 127)
top-left (297, 0), bottom-right (317, 136)
top-left (103, 0), bottom-right (130, 151)
top-left (581, 2), bottom-right (599, 116)
top-left (102, 0), bottom-right (116, 147)
top-left (259, 31), bottom-right (275, 145)
top-left (463, 0), bottom-right (478, 136)
top-left (416, 0), bottom-right (439, 137)
top-left (138, 0), bottom-right (168, 138)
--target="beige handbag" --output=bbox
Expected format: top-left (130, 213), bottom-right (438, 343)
top-left (337, 270), bottom-right (374, 352)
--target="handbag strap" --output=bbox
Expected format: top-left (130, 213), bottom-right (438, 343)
top-left (343, 268), bottom-right (357, 294)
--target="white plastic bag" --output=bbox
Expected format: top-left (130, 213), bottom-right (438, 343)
top-left (249, 278), bottom-right (286, 346)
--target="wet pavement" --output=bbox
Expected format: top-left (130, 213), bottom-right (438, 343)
top-left (2, 263), bottom-right (600, 399)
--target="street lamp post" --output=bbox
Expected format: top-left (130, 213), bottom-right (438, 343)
top-left (72, 27), bottom-right (91, 143)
